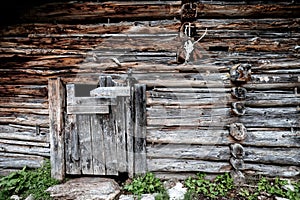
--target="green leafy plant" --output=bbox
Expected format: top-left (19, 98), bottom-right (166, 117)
top-left (154, 190), bottom-right (170, 200)
top-left (0, 159), bottom-right (60, 200)
top-left (238, 177), bottom-right (300, 200)
top-left (123, 172), bottom-right (166, 198)
top-left (184, 172), bottom-right (234, 199)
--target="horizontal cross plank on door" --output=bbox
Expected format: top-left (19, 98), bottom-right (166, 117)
top-left (90, 87), bottom-right (131, 97)
top-left (67, 105), bottom-right (109, 114)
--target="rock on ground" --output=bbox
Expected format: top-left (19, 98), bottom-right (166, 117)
top-left (167, 182), bottom-right (187, 200)
top-left (46, 177), bottom-right (120, 200)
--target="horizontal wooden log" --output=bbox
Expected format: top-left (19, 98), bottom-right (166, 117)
top-left (0, 152), bottom-right (45, 168)
top-left (244, 147), bottom-right (300, 166)
top-left (1, 18), bottom-right (298, 37)
top-left (0, 139), bottom-right (49, 148)
top-left (148, 115), bottom-right (299, 128)
top-left (0, 85), bottom-right (47, 97)
top-left (0, 124), bottom-right (49, 135)
top-left (146, 129), bottom-right (300, 148)
top-left (0, 143), bottom-right (50, 157)
top-left (0, 132), bottom-right (48, 143)
top-left (243, 163), bottom-right (300, 178)
top-left (0, 107), bottom-right (48, 115)
top-left (147, 158), bottom-right (231, 173)
top-left (147, 144), bottom-right (230, 161)
top-left (22, 2), bottom-right (300, 24)
top-left (0, 113), bottom-right (49, 128)
top-left (0, 97), bottom-right (48, 109)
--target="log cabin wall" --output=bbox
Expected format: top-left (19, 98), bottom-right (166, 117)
top-left (0, 0), bottom-right (299, 179)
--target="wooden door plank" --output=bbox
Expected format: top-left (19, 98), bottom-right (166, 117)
top-left (99, 75), bottom-right (118, 175)
top-left (126, 76), bottom-right (135, 178)
top-left (65, 114), bottom-right (81, 175)
top-left (102, 114), bottom-right (118, 175)
top-left (48, 78), bottom-right (65, 180)
top-left (133, 84), bottom-right (147, 175)
top-left (116, 97), bottom-right (128, 173)
top-left (77, 114), bottom-right (93, 174)
top-left (91, 114), bottom-right (106, 175)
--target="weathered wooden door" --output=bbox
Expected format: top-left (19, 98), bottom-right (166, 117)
top-left (49, 75), bottom-right (146, 180)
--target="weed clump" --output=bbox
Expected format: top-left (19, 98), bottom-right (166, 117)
top-left (0, 159), bottom-right (60, 200)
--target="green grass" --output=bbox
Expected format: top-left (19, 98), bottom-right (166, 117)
top-left (0, 159), bottom-right (60, 200)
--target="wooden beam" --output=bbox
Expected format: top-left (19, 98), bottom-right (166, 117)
top-left (48, 78), bottom-right (65, 180)
top-left (133, 84), bottom-right (147, 175)
top-left (22, 2), bottom-right (300, 23)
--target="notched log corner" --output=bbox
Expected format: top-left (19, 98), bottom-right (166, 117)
top-left (230, 157), bottom-right (245, 170)
top-left (229, 123), bottom-right (247, 141)
top-left (231, 87), bottom-right (247, 100)
top-left (232, 102), bottom-right (246, 116)
top-left (230, 64), bottom-right (251, 83)
top-left (230, 143), bottom-right (245, 159)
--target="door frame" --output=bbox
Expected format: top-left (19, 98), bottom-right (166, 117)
top-left (48, 75), bottom-right (147, 180)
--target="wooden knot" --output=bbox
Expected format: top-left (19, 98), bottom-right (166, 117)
top-left (230, 143), bottom-right (245, 159)
top-left (230, 63), bottom-right (252, 83)
top-left (230, 123), bottom-right (247, 141)
top-left (232, 102), bottom-right (246, 116)
top-left (231, 87), bottom-right (247, 100)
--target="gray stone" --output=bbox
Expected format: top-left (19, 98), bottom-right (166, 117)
top-left (10, 195), bottom-right (20, 200)
top-left (46, 177), bottom-right (120, 200)
top-left (25, 194), bottom-right (34, 200)
top-left (167, 182), bottom-right (187, 200)
top-left (275, 197), bottom-right (289, 200)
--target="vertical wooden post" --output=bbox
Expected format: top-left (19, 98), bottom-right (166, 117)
top-left (134, 84), bottom-right (147, 175)
top-left (48, 78), bottom-right (65, 180)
